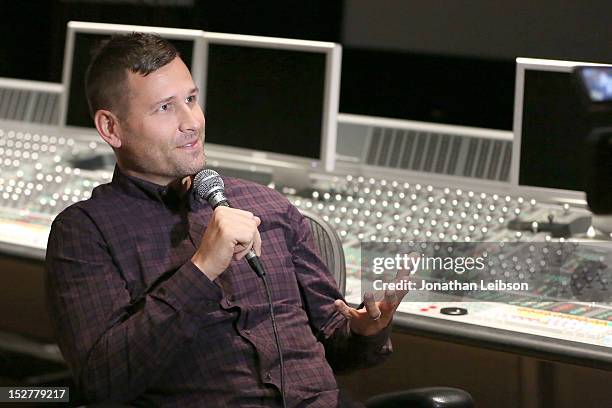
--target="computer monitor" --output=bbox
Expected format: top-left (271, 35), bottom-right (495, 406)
top-left (60, 21), bottom-right (205, 128)
top-left (511, 57), bottom-right (611, 205)
top-left (201, 32), bottom-right (341, 172)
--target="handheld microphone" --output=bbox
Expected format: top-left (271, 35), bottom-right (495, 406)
top-left (193, 169), bottom-right (266, 277)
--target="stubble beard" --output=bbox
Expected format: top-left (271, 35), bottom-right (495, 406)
top-left (172, 129), bottom-right (206, 178)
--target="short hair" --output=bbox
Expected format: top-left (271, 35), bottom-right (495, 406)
top-left (84, 32), bottom-right (179, 120)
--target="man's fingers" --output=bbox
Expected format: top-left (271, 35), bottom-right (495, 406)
top-left (334, 299), bottom-right (355, 319)
top-left (379, 288), bottom-right (404, 315)
top-left (393, 273), bottom-right (410, 301)
top-left (384, 289), bottom-right (397, 304)
top-left (392, 252), bottom-right (417, 301)
top-left (223, 207), bottom-right (257, 219)
top-left (253, 229), bottom-right (262, 257)
top-left (233, 242), bottom-right (252, 260)
top-left (225, 212), bottom-right (261, 260)
top-left (395, 267), bottom-right (412, 282)
top-left (363, 292), bottom-right (382, 319)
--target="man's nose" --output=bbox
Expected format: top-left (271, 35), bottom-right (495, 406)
top-left (178, 104), bottom-right (201, 133)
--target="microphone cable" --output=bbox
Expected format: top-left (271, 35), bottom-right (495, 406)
top-left (193, 169), bottom-right (287, 407)
top-left (260, 272), bottom-right (287, 408)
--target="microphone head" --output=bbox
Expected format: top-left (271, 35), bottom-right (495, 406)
top-left (193, 169), bottom-right (225, 202)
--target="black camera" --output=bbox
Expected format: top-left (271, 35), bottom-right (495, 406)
top-left (574, 66), bottom-right (612, 108)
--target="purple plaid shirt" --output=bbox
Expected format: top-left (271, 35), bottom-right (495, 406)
top-left (45, 166), bottom-right (391, 407)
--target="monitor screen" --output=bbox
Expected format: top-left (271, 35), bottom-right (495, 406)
top-left (61, 22), bottom-right (204, 128)
top-left (518, 69), bottom-right (592, 192)
top-left (511, 58), bottom-right (610, 202)
top-left (202, 33), bottom-right (341, 171)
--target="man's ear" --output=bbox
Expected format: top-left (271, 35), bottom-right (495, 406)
top-left (94, 110), bottom-right (123, 149)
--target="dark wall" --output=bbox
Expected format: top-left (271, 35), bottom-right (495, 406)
top-left (0, 2), bottom-right (56, 83)
top-left (3, 1), bottom-right (609, 131)
top-left (1, 1), bottom-right (342, 84)
top-left (343, 0), bottom-right (612, 62)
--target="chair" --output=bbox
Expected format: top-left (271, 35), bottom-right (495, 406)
top-left (301, 208), bottom-right (346, 295)
top-left (300, 209), bottom-right (474, 408)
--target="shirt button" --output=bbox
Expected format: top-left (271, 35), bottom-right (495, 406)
top-left (265, 372), bottom-right (271, 380)
top-left (243, 329), bottom-right (251, 336)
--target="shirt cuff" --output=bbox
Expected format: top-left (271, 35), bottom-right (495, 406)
top-left (154, 260), bottom-right (223, 315)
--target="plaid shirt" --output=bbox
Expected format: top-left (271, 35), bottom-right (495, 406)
top-left (45, 166), bottom-right (391, 407)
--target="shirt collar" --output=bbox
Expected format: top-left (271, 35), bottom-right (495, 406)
top-left (111, 165), bottom-right (196, 208)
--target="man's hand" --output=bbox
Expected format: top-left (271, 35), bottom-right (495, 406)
top-left (191, 206), bottom-right (261, 281)
top-left (334, 268), bottom-right (411, 337)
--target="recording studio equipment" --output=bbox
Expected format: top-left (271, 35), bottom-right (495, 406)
top-left (506, 210), bottom-right (592, 238)
top-left (574, 66), bottom-right (612, 106)
top-left (506, 58), bottom-right (611, 236)
top-left (0, 120), bottom-right (111, 259)
top-left (201, 32), bottom-right (341, 172)
top-left (510, 58), bottom-right (610, 204)
top-left (0, 78), bottom-right (62, 125)
top-left (2, 103), bottom-right (609, 346)
top-left (584, 127), bottom-right (612, 216)
top-left (61, 23), bottom-right (341, 176)
top-left (335, 114), bottom-right (514, 183)
top-left (1, 25), bottom-right (612, 374)
top-left (573, 66), bottom-right (612, 216)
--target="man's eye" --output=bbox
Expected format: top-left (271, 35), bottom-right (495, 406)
top-left (186, 95), bottom-right (196, 103)
top-left (159, 104), bottom-right (170, 112)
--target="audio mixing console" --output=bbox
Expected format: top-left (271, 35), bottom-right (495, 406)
top-left (0, 120), bottom-right (112, 255)
top-left (1, 119), bottom-right (611, 358)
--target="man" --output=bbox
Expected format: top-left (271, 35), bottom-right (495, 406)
top-left (46, 32), bottom-right (408, 407)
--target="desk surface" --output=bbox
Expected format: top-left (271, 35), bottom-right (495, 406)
top-left (394, 310), bottom-right (612, 371)
top-left (2, 233), bottom-right (612, 371)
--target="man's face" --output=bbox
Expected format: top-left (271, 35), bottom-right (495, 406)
top-left (115, 57), bottom-right (205, 185)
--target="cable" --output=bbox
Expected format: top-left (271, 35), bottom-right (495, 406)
top-left (192, 170), bottom-right (286, 405)
top-left (260, 274), bottom-right (287, 408)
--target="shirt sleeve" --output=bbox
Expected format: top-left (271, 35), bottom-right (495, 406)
top-left (45, 205), bottom-right (221, 403)
top-left (287, 204), bottom-right (393, 373)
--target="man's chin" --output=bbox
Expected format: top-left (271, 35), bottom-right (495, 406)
top-left (180, 158), bottom-right (206, 178)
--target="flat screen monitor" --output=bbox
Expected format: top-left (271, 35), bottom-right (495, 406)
top-left (60, 21), bottom-right (205, 128)
top-left (201, 32), bottom-right (341, 172)
top-left (511, 58), bottom-right (610, 205)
